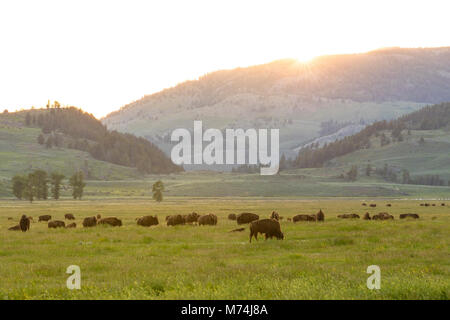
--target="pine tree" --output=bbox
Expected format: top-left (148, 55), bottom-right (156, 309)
top-left (50, 173), bottom-right (65, 200)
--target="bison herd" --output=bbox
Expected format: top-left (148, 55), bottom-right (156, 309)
top-left (6, 202), bottom-right (443, 243)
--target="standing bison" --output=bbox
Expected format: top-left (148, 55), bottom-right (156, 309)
top-left (228, 213), bottom-right (237, 220)
top-left (98, 217), bottom-right (122, 227)
top-left (19, 215), bottom-right (30, 232)
top-left (137, 215), bottom-right (159, 227)
top-left (363, 212), bottom-right (371, 220)
top-left (372, 212), bottom-right (394, 220)
top-left (185, 212), bottom-right (200, 224)
top-left (82, 216), bottom-right (97, 227)
top-left (249, 219), bottom-right (284, 243)
top-left (236, 213), bottom-right (259, 225)
top-left (316, 209), bottom-right (325, 222)
top-left (66, 222), bottom-right (77, 228)
top-left (198, 214), bottom-right (218, 226)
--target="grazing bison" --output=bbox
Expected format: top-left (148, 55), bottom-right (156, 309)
top-left (432, 204), bottom-right (436, 206)
top-left (337, 214), bottom-right (360, 219)
top-left (236, 213), bottom-right (259, 225)
top-left (363, 212), bottom-right (371, 220)
top-left (66, 222), bottom-right (77, 228)
top-left (287, 217), bottom-right (292, 221)
top-left (19, 215), bottom-right (30, 232)
top-left (424, 203), bottom-right (430, 207)
top-left (372, 212), bottom-right (394, 220)
top-left (249, 219), bottom-right (284, 243)
top-left (316, 209), bottom-right (325, 222)
top-left (228, 213), bottom-right (237, 220)
top-left (441, 203), bottom-right (445, 206)
top-left (293, 214), bottom-right (316, 222)
top-left (7, 217), bottom-right (13, 220)
top-left (82, 216), bottom-right (97, 227)
top-left (369, 204), bottom-right (377, 208)
top-left (198, 214), bottom-right (218, 226)
top-left (167, 214), bottom-right (185, 226)
top-left (65, 213), bottom-right (75, 220)
top-left (137, 215), bottom-right (159, 227)
top-left (420, 203), bottom-right (425, 206)
top-left (270, 211), bottom-right (280, 221)
top-left (38, 215), bottom-right (52, 222)
top-left (48, 220), bottom-right (65, 228)
top-left (399, 213), bottom-right (419, 219)
top-left (185, 212), bottom-right (200, 224)
top-left (386, 204), bottom-right (392, 207)
top-left (362, 203), bottom-right (367, 206)
top-left (8, 225), bottom-right (20, 231)
top-left (98, 217), bottom-right (122, 227)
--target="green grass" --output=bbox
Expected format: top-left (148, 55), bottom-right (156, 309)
top-left (0, 198), bottom-right (448, 299)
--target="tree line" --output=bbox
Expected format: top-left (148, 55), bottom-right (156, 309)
top-left (293, 102), bottom-right (450, 168)
top-left (12, 170), bottom-right (86, 202)
top-left (24, 105), bottom-right (183, 174)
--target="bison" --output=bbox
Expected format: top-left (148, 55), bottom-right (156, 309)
top-left (66, 222), bottom-right (77, 228)
top-left (82, 216), bottom-right (97, 227)
top-left (98, 217), bottom-right (122, 227)
top-left (137, 215), bottom-right (158, 226)
top-left (236, 212), bottom-right (259, 225)
top-left (38, 215), bottom-right (52, 222)
top-left (198, 214), bottom-right (218, 226)
top-left (137, 215), bottom-right (159, 227)
top-left (337, 214), bottom-right (360, 219)
top-left (48, 220), bottom-right (65, 228)
top-left (399, 213), bottom-right (419, 219)
top-left (249, 219), bottom-right (284, 243)
top-left (228, 213), bottom-right (237, 220)
top-left (97, 214), bottom-right (102, 219)
top-left (316, 209), bottom-right (325, 222)
top-left (8, 225), bottom-right (20, 231)
top-left (293, 214), bottom-right (316, 222)
top-left (386, 204), bottom-right (392, 207)
top-left (441, 203), bottom-right (446, 206)
top-left (363, 212), bottom-right (371, 220)
top-left (65, 213), bottom-right (75, 220)
top-left (185, 212), bottom-right (200, 224)
top-left (362, 203), bottom-right (367, 206)
top-left (270, 211), bottom-right (280, 221)
top-left (19, 215), bottom-right (30, 232)
top-left (167, 214), bottom-right (185, 226)
top-left (369, 204), bottom-right (377, 208)
top-left (372, 212), bottom-right (394, 220)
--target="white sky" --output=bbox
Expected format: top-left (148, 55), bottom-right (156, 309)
top-left (0, 0), bottom-right (449, 118)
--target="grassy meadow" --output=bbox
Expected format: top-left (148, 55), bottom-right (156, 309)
top-left (0, 198), bottom-right (448, 300)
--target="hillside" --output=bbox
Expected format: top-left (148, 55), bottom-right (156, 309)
top-left (0, 108), bottom-right (181, 196)
top-left (103, 47), bottom-right (450, 159)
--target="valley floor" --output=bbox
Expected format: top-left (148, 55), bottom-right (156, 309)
top-left (0, 198), bottom-right (448, 299)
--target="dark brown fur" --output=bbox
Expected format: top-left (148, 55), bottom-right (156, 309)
top-left (270, 211), bottom-right (280, 221)
top-left (399, 213), bottom-right (419, 219)
top-left (19, 215), bottom-right (30, 232)
top-left (82, 216), bottom-right (97, 227)
top-left (98, 217), bottom-right (122, 227)
top-left (293, 214), bottom-right (316, 222)
top-left (369, 204), bottom-right (377, 208)
top-left (65, 213), bottom-right (75, 220)
top-left (363, 212), bottom-right (371, 220)
top-left (372, 212), bottom-right (394, 220)
top-left (316, 209), bottom-right (325, 222)
top-left (48, 220), bottom-right (65, 228)
top-left (249, 219), bottom-right (284, 243)
top-left (236, 212), bottom-right (259, 225)
top-left (167, 214), bottom-right (185, 226)
top-left (228, 213), bottom-right (237, 220)
top-left (66, 222), bottom-right (77, 228)
top-left (8, 225), bottom-right (20, 231)
top-left (337, 213), bottom-right (360, 219)
top-left (38, 215), bottom-right (52, 222)
top-left (198, 214), bottom-right (218, 226)
top-left (137, 215), bottom-right (159, 227)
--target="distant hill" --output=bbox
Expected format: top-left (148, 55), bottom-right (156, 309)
top-left (103, 47), bottom-right (450, 160)
top-left (0, 107), bottom-right (181, 194)
top-left (292, 102), bottom-right (450, 183)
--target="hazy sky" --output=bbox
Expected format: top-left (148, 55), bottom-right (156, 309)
top-left (0, 0), bottom-right (449, 118)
